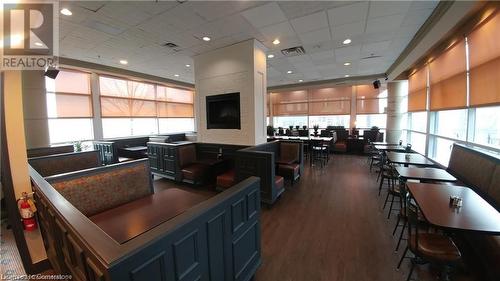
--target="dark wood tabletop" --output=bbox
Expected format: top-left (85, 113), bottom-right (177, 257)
top-left (408, 183), bottom-right (500, 235)
top-left (386, 152), bottom-right (435, 167)
top-left (90, 188), bottom-right (211, 244)
top-left (374, 145), bottom-right (411, 152)
top-left (396, 167), bottom-right (457, 182)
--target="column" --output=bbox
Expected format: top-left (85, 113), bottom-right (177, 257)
top-left (386, 81), bottom-right (408, 143)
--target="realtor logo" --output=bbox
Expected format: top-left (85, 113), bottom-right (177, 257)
top-left (1, 1), bottom-right (58, 70)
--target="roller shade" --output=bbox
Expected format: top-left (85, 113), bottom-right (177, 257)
top-left (356, 99), bottom-right (386, 114)
top-left (47, 93), bottom-right (93, 118)
top-left (99, 76), bottom-right (155, 100)
top-left (100, 97), bottom-right (157, 117)
top-left (272, 90), bottom-right (308, 116)
top-left (408, 67), bottom-right (427, 112)
top-left (355, 85), bottom-right (382, 99)
top-left (309, 100), bottom-right (350, 115)
top-left (157, 86), bottom-right (194, 103)
top-left (51, 70), bottom-right (90, 94)
top-left (157, 102), bottom-right (194, 118)
top-left (468, 10), bottom-right (500, 106)
top-left (429, 40), bottom-right (467, 110)
top-left (309, 86), bottom-right (351, 101)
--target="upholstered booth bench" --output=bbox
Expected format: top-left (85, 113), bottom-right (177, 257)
top-left (446, 144), bottom-right (500, 281)
top-left (93, 133), bottom-right (190, 165)
top-left (30, 158), bottom-right (262, 281)
top-left (28, 150), bottom-right (102, 177)
top-left (27, 144), bottom-right (74, 158)
top-left (235, 140), bottom-right (304, 205)
top-left (147, 141), bottom-right (246, 185)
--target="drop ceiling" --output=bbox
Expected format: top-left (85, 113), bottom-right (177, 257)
top-left (59, 1), bottom-right (438, 86)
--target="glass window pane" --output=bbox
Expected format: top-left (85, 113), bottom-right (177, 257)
top-left (409, 111), bottom-right (427, 132)
top-left (430, 137), bottom-right (455, 166)
top-left (273, 116), bottom-right (308, 128)
top-left (102, 118), bottom-right (132, 138)
top-left (158, 118), bottom-right (195, 133)
top-left (409, 131), bottom-right (426, 154)
top-left (48, 119), bottom-right (93, 143)
top-left (433, 109), bottom-right (467, 140)
top-left (46, 93), bottom-right (93, 118)
top-left (157, 102), bottom-right (194, 117)
top-left (131, 118), bottom-right (158, 136)
top-left (99, 76), bottom-right (129, 98)
top-left (473, 106), bottom-right (500, 148)
top-left (128, 81), bottom-right (155, 100)
top-left (157, 86), bottom-right (194, 103)
top-left (356, 114), bottom-right (387, 129)
top-left (308, 115), bottom-right (350, 128)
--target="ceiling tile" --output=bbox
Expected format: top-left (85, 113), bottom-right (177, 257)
top-left (368, 1), bottom-right (411, 19)
top-left (259, 21), bottom-right (296, 41)
top-left (365, 14), bottom-right (404, 34)
top-left (334, 45), bottom-right (361, 62)
top-left (331, 21), bottom-right (365, 41)
top-left (328, 2), bottom-right (368, 27)
top-left (298, 27), bottom-right (331, 45)
top-left (361, 40), bottom-right (392, 56)
top-left (241, 2), bottom-right (287, 28)
top-left (290, 11), bottom-right (329, 34)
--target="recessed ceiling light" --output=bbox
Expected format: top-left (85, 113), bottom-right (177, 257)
top-left (343, 38), bottom-right (352, 45)
top-left (34, 42), bottom-right (43, 47)
top-left (60, 8), bottom-right (72, 16)
top-left (272, 39), bottom-right (280, 45)
top-left (287, 70), bottom-right (293, 74)
top-left (298, 79), bottom-right (303, 82)
top-left (119, 60), bottom-right (128, 65)
top-left (344, 74), bottom-right (350, 77)
top-left (174, 74), bottom-right (180, 77)
top-left (202, 36), bottom-right (211, 42)
top-left (267, 54), bottom-right (274, 59)
top-left (185, 64), bottom-right (191, 67)
top-left (343, 62), bottom-right (351, 66)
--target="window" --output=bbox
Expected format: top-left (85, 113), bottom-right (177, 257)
top-left (473, 106), bottom-right (500, 148)
top-left (309, 115), bottom-right (350, 128)
top-left (159, 118), bottom-right (195, 133)
top-left (408, 131), bottom-right (426, 155)
top-left (431, 109), bottom-right (468, 140)
top-left (273, 116), bottom-right (308, 128)
top-left (99, 76), bottom-right (195, 137)
top-left (409, 111), bottom-right (427, 133)
top-left (45, 70), bottom-right (93, 143)
top-left (356, 114), bottom-right (387, 129)
top-left (429, 136), bottom-right (455, 166)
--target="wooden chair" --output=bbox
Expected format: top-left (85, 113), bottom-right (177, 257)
top-left (397, 193), bottom-right (461, 281)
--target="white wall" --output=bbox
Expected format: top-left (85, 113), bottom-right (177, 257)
top-left (22, 71), bottom-right (50, 148)
top-left (194, 39), bottom-right (267, 145)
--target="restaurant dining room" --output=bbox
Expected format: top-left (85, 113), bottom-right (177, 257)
top-left (1, 1), bottom-right (500, 281)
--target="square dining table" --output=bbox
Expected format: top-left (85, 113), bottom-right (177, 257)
top-left (407, 183), bottom-right (500, 235)
top-left (386, 152), bottom-right (435, 167)
top-left (396, 167), bottom-right (457, 182)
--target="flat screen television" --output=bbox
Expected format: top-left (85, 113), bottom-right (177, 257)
top-left (206, 93), bottom-right (241, 129)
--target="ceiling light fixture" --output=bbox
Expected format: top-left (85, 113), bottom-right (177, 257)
top-left (119, 60), bottom-right (128, 65)
top-left (185, 64), bottom-right (191, 67)
top-left (272, 39), bottom-right (280, 45)
top-left (344, 74), bottom-right (350, 78)
top-left (34, 42), bottom-right (43, 47)
top-left (298, 79), bottom-right (303, 82)
top-left (174, 74), bottom-right (180, 77)
top-left (287, 70), bottom-right (293, 74)
top-left (267, 54), bottom-right (274, 59)
top-left (343, 62), bottom-right (351, 66)
top-left (60, 8), bottom-right (72, 16)
top-left (343, 38), bottom-right (352, 45)
top-left (202, 36), bottom-right (211, 42)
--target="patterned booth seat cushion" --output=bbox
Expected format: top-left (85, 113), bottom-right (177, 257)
top-left (29, 151), bottom-right (101, 177)
top-left (49, 160), bottom-right (153, 216)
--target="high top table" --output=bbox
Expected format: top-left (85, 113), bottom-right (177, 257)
top-left (396, 167), bottom-right (457, 182)
top-left (408, 183), bottom-right (500, 234)
top-left (386, 151), bottom-right (435, 167)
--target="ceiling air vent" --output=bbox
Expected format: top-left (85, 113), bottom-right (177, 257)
top-left (281, 46), bottom-right (306, 57)
top-left (163, 42), bottom-right (179, 48)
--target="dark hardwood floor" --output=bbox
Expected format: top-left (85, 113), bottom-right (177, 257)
top-left (255, 154), bottom-right (477, 281)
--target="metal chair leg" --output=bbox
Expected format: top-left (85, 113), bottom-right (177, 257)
top-left (406, 259), bottom-right (415, 281)
top-left (397, 246), bottom-right (409, 269)
top-left (395, 221), bottom-right (407, 252)
top-left (393, 214), bottom-right (401, 235)
top-left (387, 193), bottom-right (395, 219)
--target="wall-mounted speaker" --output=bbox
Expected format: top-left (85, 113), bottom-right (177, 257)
top-left (44, 69), bottom-right (59, 79)
top-left (373, 80), bottom-right (381, 89)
